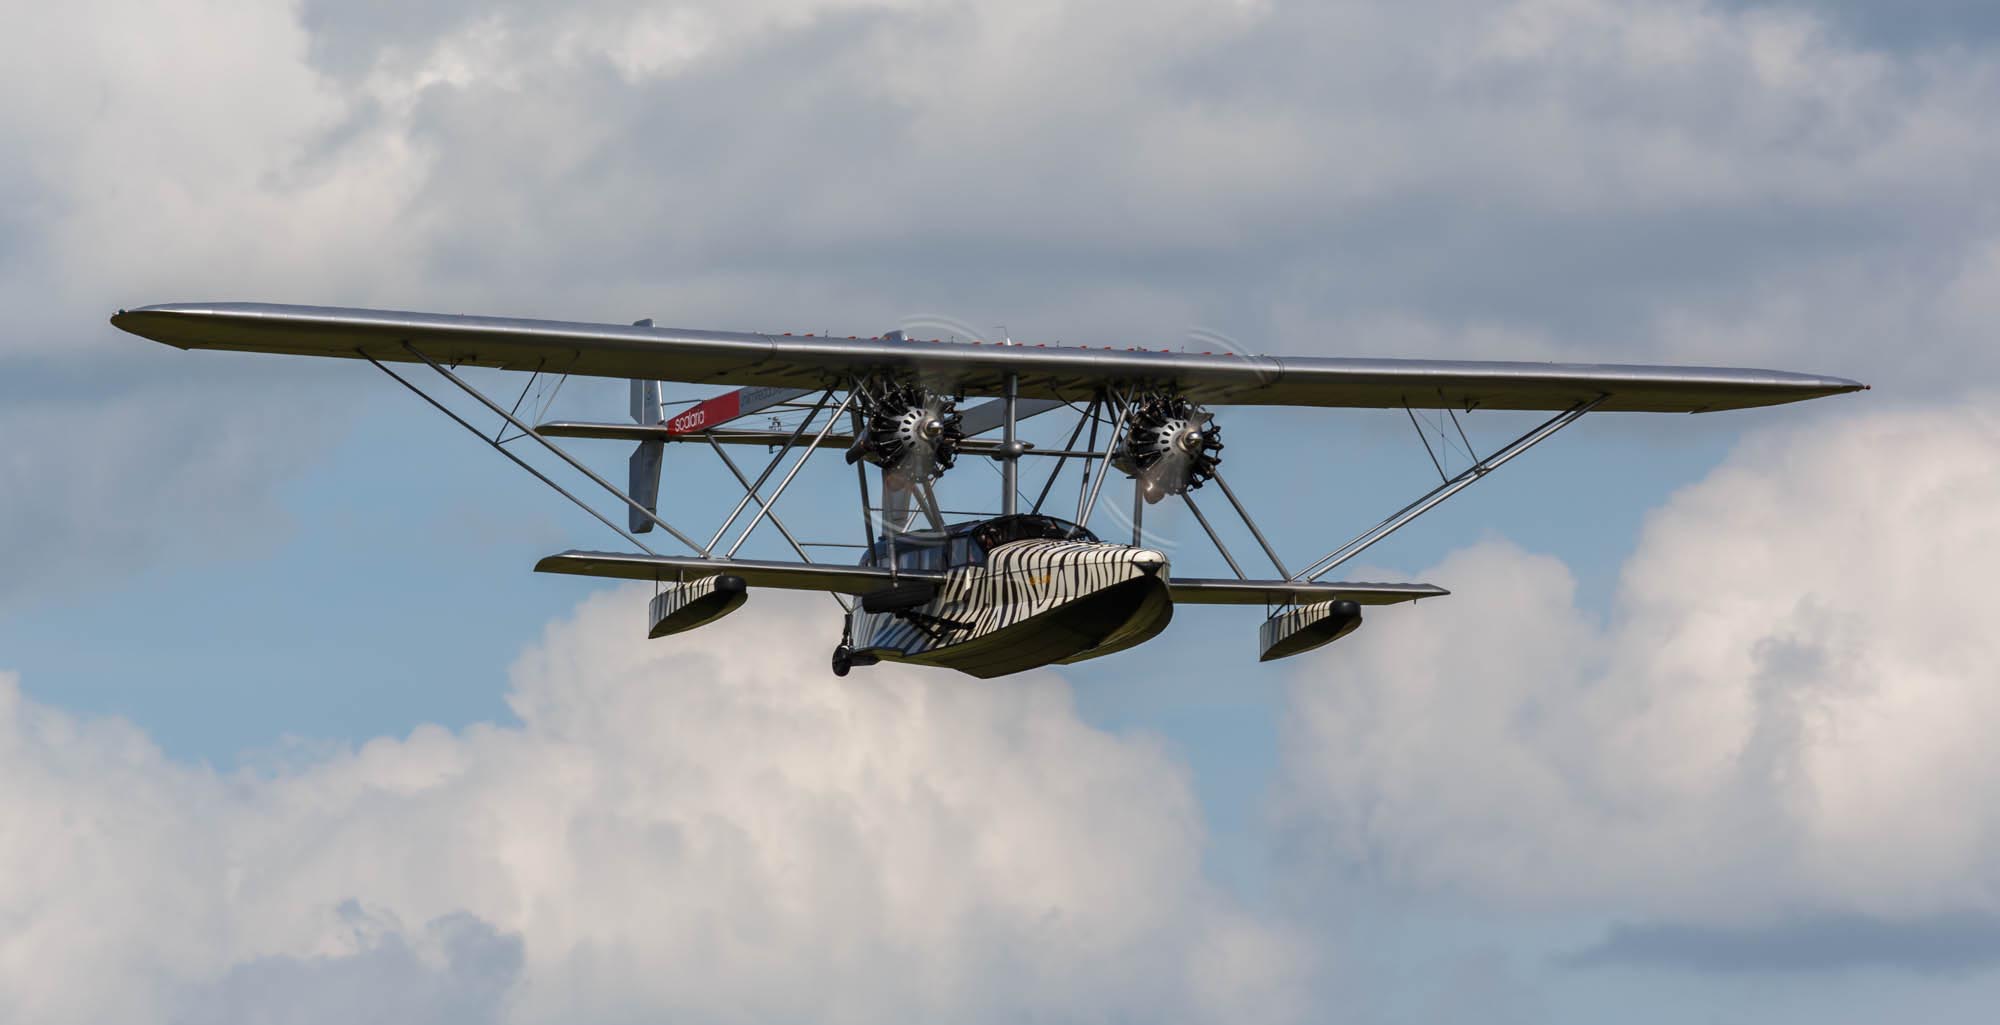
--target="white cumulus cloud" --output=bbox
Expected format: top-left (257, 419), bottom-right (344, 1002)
top-left (8, 0), bottom-right (1995, 602)
top-left (0, 589), bottom-right (1307, 1024)
top-left (1277, 400), bottom-right (2000, 920)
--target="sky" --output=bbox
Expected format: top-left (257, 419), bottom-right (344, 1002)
top-left (2, 0), bottom-right (1998, 1021)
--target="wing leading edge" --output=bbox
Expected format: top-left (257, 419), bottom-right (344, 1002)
top-left (113, 302), bottom-right (1866, 413)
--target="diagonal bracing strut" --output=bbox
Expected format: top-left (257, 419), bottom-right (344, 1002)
top-left (704, 434), bottom-right (815, 564)
top-left (1296, 397), bottom-right (1604, 582)
top-left (726, 390), bottom-right (857, 558)
top-left (1182, 492), bottom-right (1246, 579)
top-left (405, 343), bottom-right (711, 557)
top-left (368, 355), bottom-right (661, 556)
top-left (1077, 389), bottom-right (1132, 529)
top-left (706, 388), bottom-right (834, 552)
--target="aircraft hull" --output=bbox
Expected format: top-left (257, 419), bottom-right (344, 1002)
top-left (852, 540), bottom-right (1173, 678)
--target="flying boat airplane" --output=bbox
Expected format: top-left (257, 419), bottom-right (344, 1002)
top-left (112, 303), bottom-right (1865, 677)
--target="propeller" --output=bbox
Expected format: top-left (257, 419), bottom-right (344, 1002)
top-left (1113, 395), bottom-right (1223, 504)
top-left (846, 384), bottom-right (964, 531)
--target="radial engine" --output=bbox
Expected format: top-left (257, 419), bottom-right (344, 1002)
top-left (845, 383), bottom-right (965, 481)
top-left (1113, 394), bottom-right (1224, 504)
top-left (846, 383), bottom-right (965, 528)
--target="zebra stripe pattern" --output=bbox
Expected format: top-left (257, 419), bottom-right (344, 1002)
top-left (852, 540), bottom-right (1162, 659)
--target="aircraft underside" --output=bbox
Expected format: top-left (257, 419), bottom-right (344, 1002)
top-left (856, 563), bottom-right (1175, 678)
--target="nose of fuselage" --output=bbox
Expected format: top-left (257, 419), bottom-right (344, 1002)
top-left (1129, 548), bottom-right (1167, 576)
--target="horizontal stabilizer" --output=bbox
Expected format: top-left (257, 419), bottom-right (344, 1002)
top-left (540, 421), bottom-right (687, 442)
top-left (536, 422), bottom-right (1032, 457)
top-left (659, 384), bottom-right (814, 434)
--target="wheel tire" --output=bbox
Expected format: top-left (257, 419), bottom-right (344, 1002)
top-left (831, 645), bottom-right (853, 677)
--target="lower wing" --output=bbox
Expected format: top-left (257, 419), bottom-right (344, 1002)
top-left (1168, 577), bottom-right (1447, 606)
top-left (535, 550), bottom-right (941, 595)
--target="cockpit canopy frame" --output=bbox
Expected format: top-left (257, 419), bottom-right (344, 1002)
top-left (860, 514), bottom-right (1100, 571)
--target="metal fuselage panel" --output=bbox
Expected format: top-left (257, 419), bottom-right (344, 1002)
top-left (851, 540), bottom-right (1172, 679)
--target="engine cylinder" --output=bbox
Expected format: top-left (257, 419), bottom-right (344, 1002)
top-left (845, 383), bottom-right (964, 483)
top-left (1112, 395), bottom-right (1223, 503)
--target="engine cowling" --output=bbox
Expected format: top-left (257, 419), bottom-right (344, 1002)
top-left (845, 384), bottom-right (965, 480)
top-left (846, 383), bottom-right (964, 529)
top-left (1113, 395), bottom-right (1223, 504)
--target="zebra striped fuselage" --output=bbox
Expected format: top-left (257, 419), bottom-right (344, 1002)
top-left (851, 540), bottom-right (1173, 678)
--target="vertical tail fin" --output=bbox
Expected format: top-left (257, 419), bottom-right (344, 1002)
top-left (628, 355), bottom-right (665, 533)
top-left (630, 374), bottom-right (662, 425)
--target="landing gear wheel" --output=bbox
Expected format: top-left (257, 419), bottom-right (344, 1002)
top-left (832, 644), bottom-right (853, 677)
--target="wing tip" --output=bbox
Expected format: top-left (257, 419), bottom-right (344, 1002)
top-left (111, 303), bottom-right (241, 346)
top-left (110, 305), bottom-right (192, 348)
top-left (534, 549), bottom-right (608, 574)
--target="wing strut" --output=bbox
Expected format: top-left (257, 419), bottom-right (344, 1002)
top-left (1182, 492), bottom-right (1247, 579)
top-left (1296, 396), bottom-right (1604, 582)
top-left (849, 407), bottom-right (875, 546)
top-left (1001, 372), bottom-right (1021, 516)
top-left (724, 389), bottom-right (856, 558)
top-left (366, 356), bottom-right (661, 556)
top-left (405, 343), bottom-right (710, 556)
top-left (1029, 397), bottom-right (1099, 515)
top-left (703, 434), bottom-right (814, 564)
top-left (703, 434), bottom-right (852, 613)
top-left (705, 388), bottom-right (835, 552)
top-left (1210, 471), bottom-right (1290, 578)
top-left (1077, 390), bottom-right (1133, 529)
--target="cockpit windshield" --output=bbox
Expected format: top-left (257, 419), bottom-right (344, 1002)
top-left (968, 515), bottom-right (1097, 550)
top-left (860, 515), bottom-right (1099, 570)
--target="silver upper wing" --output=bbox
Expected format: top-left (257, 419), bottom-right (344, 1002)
top-left (112, 302), bottom-right (1867, 412)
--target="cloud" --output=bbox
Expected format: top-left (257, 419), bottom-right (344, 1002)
top-left (337, 0), bottom-right (1999, 389)
top-left (8, 0), bottom-right (1999, 388)
top-left (1726, 0), bottom-right (2000, 50)
top-left (9, 0), bottom-right (1999, 604)
top-left (0, 0), bottom-right (427, 356)
top-left (1275, 400), bottom-right (2000, 920)
top-left (0, 589), bottom-right (1308, 1024)
top-left (1569, 912), bottom-right (2000, 976)
top-left (173, 905), bottom-right (522, 1025)
top-left (0, 387), bottom-right (331, 610)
